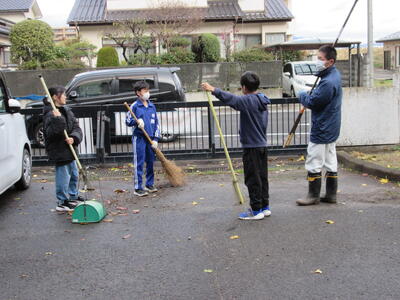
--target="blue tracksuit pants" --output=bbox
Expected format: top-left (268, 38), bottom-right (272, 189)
top-left (133, 135), bottom-right (155, 190)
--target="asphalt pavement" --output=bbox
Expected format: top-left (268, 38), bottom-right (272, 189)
top-left (1, 161), bottom-right (399, 300)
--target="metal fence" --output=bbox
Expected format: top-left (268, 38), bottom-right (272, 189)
top-left (21, 98), bottom-right (309, 165)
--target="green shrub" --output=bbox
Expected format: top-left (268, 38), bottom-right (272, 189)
top-left (159, 48), bottom-right (195, 64)
top-left (169, 36), bottom-right (191, 48)
top-left (232, 48), bottom-right (274, 62)
top-left (42, 59), bottom-right (86, 69)
top-left (97, 46), bottom-right (119, 67)
top-left (192, 33), bottom-right (220, 62)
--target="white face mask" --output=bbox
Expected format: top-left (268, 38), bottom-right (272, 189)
top-left (141, 92), bottom-right (150, 101)
top-left (315, 60), bottom-right (327, 72)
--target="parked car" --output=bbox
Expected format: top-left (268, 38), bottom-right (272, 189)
top-left (282, 61), bottom-right (318, 97)
top-left (0, 71), bottom-right (32, 195)
top-left (25, 67), bottom-right (186, 147)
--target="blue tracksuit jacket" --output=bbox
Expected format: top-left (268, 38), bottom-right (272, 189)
top-left (212, 89), bottom-right (271, 148)
top-left (299, 66), bottom-right (342, 144)
top-left (126, 100), bottom-right (160, 190)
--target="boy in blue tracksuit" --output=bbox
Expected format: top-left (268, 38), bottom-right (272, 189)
top-left (296, 45), bottom-right (342, 206)
top-left (126, 81), bottom-right (160, 197)
top-left (202, 72), bottom-right (271, 220)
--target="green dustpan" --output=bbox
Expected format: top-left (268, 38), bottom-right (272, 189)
top-left (72, 201), bottom-right (107, 224)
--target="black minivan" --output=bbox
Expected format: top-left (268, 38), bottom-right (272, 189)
top-left (25, 67), bottom-right (186, 146)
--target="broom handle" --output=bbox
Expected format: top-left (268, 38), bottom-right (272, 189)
top-left (206, 92), bottom-right (244, 204)
top-left (124, 102), bottom-right (154, 145)
top-left (38, 75), bottom-right (83, 171)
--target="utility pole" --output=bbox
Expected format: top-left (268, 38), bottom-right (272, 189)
top-left (367, 0), bottom-right (374, 87)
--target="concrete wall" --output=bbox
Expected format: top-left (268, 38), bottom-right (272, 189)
top-left (338, 85), bottom-right (400, 146)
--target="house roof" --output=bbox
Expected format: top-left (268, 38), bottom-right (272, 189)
top-left (264, 38), bottom-right (361, 50)
top-left (68, 0), bottom-right (293, 24)
top-left (376, 31), bottom-right (400, 43)
top-left (0, 0), bottom-right (35, 12)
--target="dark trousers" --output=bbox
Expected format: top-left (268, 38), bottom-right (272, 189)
top-left (243, 147), bottom-right (269, 211)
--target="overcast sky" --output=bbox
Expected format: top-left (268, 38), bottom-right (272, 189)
top-left (37, 0), bottom-right (399, 43)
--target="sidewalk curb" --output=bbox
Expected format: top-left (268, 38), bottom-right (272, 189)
top-left (337, 151), bottom-right (400, 182)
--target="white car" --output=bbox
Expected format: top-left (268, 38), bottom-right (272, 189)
top-left (0, 72), bottom-right (32, 195)
top-left (282, 61), bottom-right (318, 97)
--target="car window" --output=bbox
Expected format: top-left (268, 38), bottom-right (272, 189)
top-left (75, 79), bottom-right (113, 98)
top-left (0, 81), bottom-right (6, 113)
top-left (118, 75), bottom-right (156, 94)
top-left (294, 64), bottom-right (317, 75)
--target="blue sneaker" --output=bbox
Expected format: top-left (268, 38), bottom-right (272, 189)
top-left (238, 208), bottom-right (264, 220)
top-left (263, 206), bottom-right (271, 217)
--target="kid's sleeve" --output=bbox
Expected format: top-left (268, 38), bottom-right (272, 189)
top-left (153, 110), bottom-right (161, 141)
top-left (126, 104), bottom-right (137, 127)
top-left (69, 116), bottom-right (83, 146)
top-left (212, 88), bottom-right (248, 111)
top-left (299, 80), bottom-right (334, 111)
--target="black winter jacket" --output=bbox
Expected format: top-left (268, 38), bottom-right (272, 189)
top-left (42, 101), bottom-right (83, 165)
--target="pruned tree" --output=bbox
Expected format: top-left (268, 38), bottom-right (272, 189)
top-left (145, 0), bottom-right (205, 53)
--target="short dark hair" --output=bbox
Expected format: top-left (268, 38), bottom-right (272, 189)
top-left (240, 71), bottom-right (260, 92)
top-left (319, 45), bottom-right (337, 62)
top-left (48, 86), bottom-right (66, 98)
top-left (133, 81), bottom-right (150, 95)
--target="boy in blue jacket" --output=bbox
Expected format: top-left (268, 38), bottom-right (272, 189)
top-left (202, 72), bottom-right (271, 220)
top-left (126, 81), bottom-right (160, 197)
top-left (296, 45), bottom-right (342, 206)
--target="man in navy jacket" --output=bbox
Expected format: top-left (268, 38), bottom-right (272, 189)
top-left (296, 45), bottom-right (342, 206)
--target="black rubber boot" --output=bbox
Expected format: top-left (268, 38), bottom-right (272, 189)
top-left (296, 172), bottom-right (322, 206)
top-left (321, 172), bottom-right (338, 203)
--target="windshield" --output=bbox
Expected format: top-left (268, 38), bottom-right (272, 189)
top-left (294, 63), bottom-right (318, 75)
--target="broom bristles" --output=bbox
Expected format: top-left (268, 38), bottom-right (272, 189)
top-left (155, 148), bottom-right (185, 187)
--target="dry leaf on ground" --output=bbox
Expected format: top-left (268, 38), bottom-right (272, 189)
top-left (229, 235), bottom-right (240, 240)
top-left (314, 269), bottom-right (323, 274)
top-left (379, 178), bottom-right (389, 184)
top-left (132, 210), bottom-right (140, 214)
top-left (122, 234), bottom-right (131, 239)
top-left (325, 220), bottom-right (335, 224)
top-left (203, 269), bottom-right (213, 273)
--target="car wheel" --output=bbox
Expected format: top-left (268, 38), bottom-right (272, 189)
top-left (159, 133), bottom-right (178, 143)
top-left (34, 123), bottom-right (45, 148)
top-left (15, 148), bottom-right (32, 190)
top-left (290, 86), bottom-right (296, 98)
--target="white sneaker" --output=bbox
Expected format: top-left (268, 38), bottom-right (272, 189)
top-left (263, 207), bottom-right (271, 217)
top-left (56, 204), bottom-right (74, 212)
top-left (238, 208), bottom-right (265, 220)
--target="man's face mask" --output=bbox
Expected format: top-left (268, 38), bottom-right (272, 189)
top-left (316, 59), bottom-right (327, 72)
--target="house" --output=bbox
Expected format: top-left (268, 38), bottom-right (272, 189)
top-left (67, 0), bottom-right (293, 63)
top-left (377, 31), bottom-right (400, 70)
top-left (0, 0), bottom-right (43, 67)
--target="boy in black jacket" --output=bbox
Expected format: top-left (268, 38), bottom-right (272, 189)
top-left (43, 86), bottom-right (83, 212)
top-left (202, 72), bottom-right (271, 220)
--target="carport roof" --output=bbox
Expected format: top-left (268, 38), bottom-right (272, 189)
top-left (264, 38), bottom-right (361, 51)
top-left (376, 31), bottom-right (400, 43)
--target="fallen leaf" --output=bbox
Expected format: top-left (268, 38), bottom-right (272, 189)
top-left (114, 189), bottom-right (127, 194)
top-left (192, 201), bottom-right (198, 206)
top-left (203, 269), bottom-right (213, 273)
top-left (124, 178), bottom-right (130, 181)
top-left (116, 206), bottom-right (128, 210)
top-left (40, 179), bottom-right (48, 183)
top-left (80, 238), bottom-right (86, 241)
top-left (314, 269), bottom-right (323, 274)
top-left (20, 274), bottom-right (29, 278)
top-left (50, 209), bottom-right (56, 212)
top-left (117, 213), bottom-right (129, 216)
top-left (14, 197), bottom-right (21, 200)
top-left (325, 220), bottom-right (335, 224)
top-left (128, 163), bottom-right (134, 168)
top-left (361, 184), bottom-right (367, 187)
top-left (122, 234), bottom-right (131, 239)
top-left (110, 168), bottom-right (119, 172)
top-left (358, 210), bottom-right (364, 213)
top-left (132, 209), bottom-right (140, 214)
top-left (229, 235), bottom-right (240, 240)
top-left (199, 197), bottom-right (205, 200)
top-left (219, 184), bottom-right (224, 187)
top-left (45, 252), bottom-right (53, 256)
top-left (379, 178), bottom-right (389, 184)
top-left (297, 155), bottom-right (305, 162)
top-left (103, 219), bottom-right (113, 223)
top-left (387, 165), bottom-right (392, 168)
top-left (362, 173), bottom-right (369, 177)
top-left (33, 174), bottom-right (38, 178)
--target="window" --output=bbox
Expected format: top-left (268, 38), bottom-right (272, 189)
top-left (283, 63), bottom-right (293, 76)
top-left (118, 75), bottom-right (156, 94)
top-left (75, 79), bottom-right (113, 98)
top-left (0, 81), bottom-right (6, 113)
top-left (265, 33), bottom-right (285, 46)
top-left (236, 34), bottom-right (262, 50)
top-left (294, 63), bottom-right (318, 75)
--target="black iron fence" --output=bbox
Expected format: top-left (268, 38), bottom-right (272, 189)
top-left (21, 98), bottom-right (310, 165)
